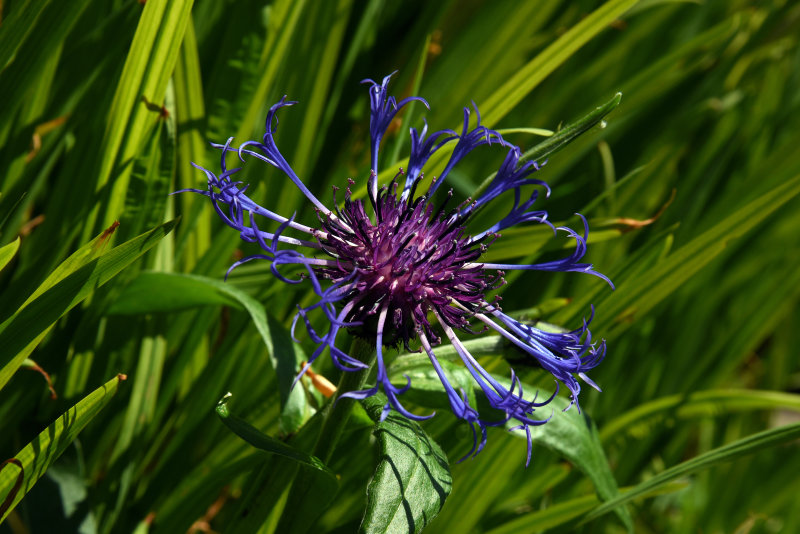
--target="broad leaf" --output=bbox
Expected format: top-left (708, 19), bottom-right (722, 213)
top-left (110, 271), bottom-right (310, 432)
top-left (386, 362), bottom-right (631, 531)
top-left (360, 393), bottom-right (452, 534)
top-left (519, 392), bottom-right (633, 531)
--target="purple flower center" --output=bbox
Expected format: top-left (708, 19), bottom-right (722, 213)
top-left (315, 174), bottom-right (502, 349)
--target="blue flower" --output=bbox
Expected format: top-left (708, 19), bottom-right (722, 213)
top-left (181, 73), bottom-right (612, 465)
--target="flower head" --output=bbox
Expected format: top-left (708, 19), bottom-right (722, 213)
top-left (181, 73), bottom-right (612, 465)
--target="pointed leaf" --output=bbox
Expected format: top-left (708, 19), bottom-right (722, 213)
top-left (484, 481), bottom-right (688, 534)
top-left (360, 393), bottom-right (452, 534)
top-left (109, 271), bottom-right (310, 431)
top-left (601, 389), bottom-right (800, 442)
top-left (0, 374), bottom-right (126, 522)
top-left (388, 362), bottom-right (631, 531)
top-left (581, 422), bottom-right (800, 523)
top-left (479, 0), bottom-right (638, 127)
top-left (216, 394), bottom-right (333, 477)
top-left (0, 238), bottom-right (20, 273)
top-left (523, 93), bottom-right (622, 164)
top-left (0, 219), bottom-right (177, 390)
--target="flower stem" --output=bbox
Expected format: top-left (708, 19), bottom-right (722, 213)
top-left (312, 337), bottom-right (376, 463)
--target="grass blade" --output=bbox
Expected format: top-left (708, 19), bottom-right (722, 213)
top-left (581, 422), bottom-right (800, 523)
top-left (0, 219), bottom-right (177, 390)
top-left (0, 238), bottom-right (20, 273)
top-left (0, 374), bottom-right (126, 522)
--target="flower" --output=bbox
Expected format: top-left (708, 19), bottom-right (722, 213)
top-left (181, 73), bottom-right (612, 465)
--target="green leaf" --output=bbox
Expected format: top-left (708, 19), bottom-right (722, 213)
top-left (470, 92), bottom-right (621, 211)
top-left (492, 372), bottom-right (631, 531)
top-left (109, 271), bottom-right (309, 431)
top-left (216, 394), bottom-right (333, 477)
top-left (0, 219), bottom-right (177, 391)
top-left (483, 481), bottom-right (688, 534)
top-left (108, 271), bottom-right (240, 314)
top-left (86, 0), bottom-right (193, 236)
top-left (231, 0), bottom-right (308, 147)
top-left (173, 18), bottom-right (211, 268)
top-left (0, 238), bottom-right (20, 273)
top-left (386, 362), bottom-right (631, 531)
top-left (522, 93), bottom-right (622, 164)
top-left (360, 393), bottom-right (452, 534)
top-left (601, 389), bottom-right (800, 442)
top-left (0, 0), bottom-right (51, 71)
top-left (478, 0), bottom-right (638, 128)
top-left (0, 374), bottom-right (125, 522)
top-left (519, 395), bottom-right (633, 531)
top-left (120, 107), bottom-right (176, 241)
top-left (581, 422), bottom-right (800, 523)
top-left (0, 0), bottom-right (92, 133)
top-left (215, 393), bottom-right (338, 534)
top-left (356, 1), bottom-right (634, 199)
top-left (594, 172), bottom-right (800, 339)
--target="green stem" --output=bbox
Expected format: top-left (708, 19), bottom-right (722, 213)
top-left (312, 337), bottom-right (376, 463)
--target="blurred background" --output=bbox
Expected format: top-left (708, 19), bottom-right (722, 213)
top-left (1, 0), bottom-right (799, 532)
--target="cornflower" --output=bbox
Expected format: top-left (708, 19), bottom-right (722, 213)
top-left (182, 74), bottom-right (612, 465)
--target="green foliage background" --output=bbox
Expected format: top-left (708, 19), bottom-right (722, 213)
top-left (1, 0), bottom-right (799, 532)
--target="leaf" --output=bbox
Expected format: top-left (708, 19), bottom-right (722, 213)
top-left (581, 422), bottom-right (800, 523)
top-left (228, 0), bottom-right (308, 147)
top-left (0, 238), bottom-right (20, 273)
top-left (0, 374), bottom-right (125, 522)
top-left (596, 172), bottom-right (800, 339)
top-left (87, 0), bottom-right (193, 234)
top-left (386, 362), bottom-right (631, 531)
top-left (173, 18), bottom-right (212, 268)
top-left (470, 92), bottom-right (621, 212)
top-left (519, 396), bottom-right (633, 531)
top-left (493, 372), bottom-right (632, 531)
top-left (478, 0), bottom-right (638, 128)
top-left (483, 481), bottom-right (688, 534)
top-left (215, 393), bottom-right (338, 534)
top-left (0, 0), bottom-right (92, 131)
top-left (216, 394), bottom-right (333, 477)
top-left (357, 1), bottom-right (633, 198)
top-left (360, 393), bottom-right (452, 534)
top-left (0, 0), bottom-right (51, 71)
top-left (109, 271), bottom-right (309, 431)
top-left (0, 219), bottom-right (177, 391)
top-left (524, 93), bottom-right (622, 164)
top-left (108, 271), bottom-right (241, 314)
top-left (601, 389), bottom-right (800, 442)
top-left (120, 108), bottom-right (176, 241)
